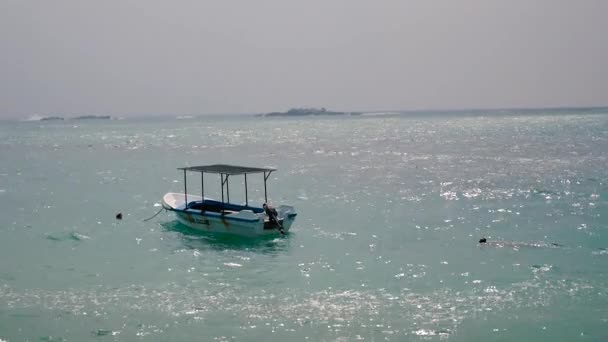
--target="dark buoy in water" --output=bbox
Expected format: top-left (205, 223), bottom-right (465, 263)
top-left (479, 238), bottom-right (487, 244)
top-left (116, 212), bottom-right (123, 220)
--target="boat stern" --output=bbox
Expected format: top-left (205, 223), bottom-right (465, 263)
top-left (277, 205), bottom-right (297, 231)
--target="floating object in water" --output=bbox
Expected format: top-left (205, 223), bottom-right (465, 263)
top-left (479, 237), bottom-right (563, 249)
top-left (115, 212), bottom-right (122, 220)
top-left (92, 329), bottom-right (112, 336)
top-left (161, 164), bottom-right (297, 236)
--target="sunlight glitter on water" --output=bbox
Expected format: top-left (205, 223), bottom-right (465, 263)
top-left (1, 112), bottom-right (607, 340)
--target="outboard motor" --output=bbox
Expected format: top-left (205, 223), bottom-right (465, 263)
top-left (263, 203), bottom-right (285, 235)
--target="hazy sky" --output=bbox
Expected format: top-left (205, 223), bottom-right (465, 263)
top-left (1, 0), bottom-right (607, 118)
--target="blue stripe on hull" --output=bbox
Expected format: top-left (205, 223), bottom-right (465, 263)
top-left (173, 208), bottom-right (260, 223)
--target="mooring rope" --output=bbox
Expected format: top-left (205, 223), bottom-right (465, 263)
top-left (142, 207), bottom-right (166, 221)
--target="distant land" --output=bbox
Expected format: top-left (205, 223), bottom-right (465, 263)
top-left (256, 106), bottom-right (608, 118)
top-left (37, 115), bottom-right (111, 121)
top-left (73, 115), bottom-right (111, 120)
top-left (40, 116), bottom-right (64, 121)
top-left (6, 106), bottom-right (605, 122)
top-left (260, 107), bottom-right (361, 117)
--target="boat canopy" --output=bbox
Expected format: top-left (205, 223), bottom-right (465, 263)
top-left (178, 164), bottom-right (275, 175)
top-left (177, 164), bottom-right (277, 206)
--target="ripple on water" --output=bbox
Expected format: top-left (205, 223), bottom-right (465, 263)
top-left (45, 231), bottom-right (91, 242)
top-left (39, 336), bottom-right (67, 342)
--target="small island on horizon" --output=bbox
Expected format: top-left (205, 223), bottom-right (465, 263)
top-left (40, 116), bottom-right (65, 121)
top-left (37, 115), bottom-right (112, 121)
top-left (261, 107), bottom-right (361, 117)
top-left (72, 115), bottom-right (111, 120)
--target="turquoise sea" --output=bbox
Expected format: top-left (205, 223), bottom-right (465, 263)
top-left (1, 109), bottom-right (607, 341)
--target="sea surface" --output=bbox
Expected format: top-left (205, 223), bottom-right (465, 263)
top-left (0, 109), bottom-right (607, 341)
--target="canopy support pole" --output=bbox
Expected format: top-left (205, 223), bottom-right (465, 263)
top-left (183, 169), bottom-right (187, 208)
top-left (201, 172), bottom-right (204, 201)
top-left (244, 173), bottom-right (248, 206)
top-left (263, 171), bottom-right (273, 203)
top-left (221, 173), bottom-right (230, 204)
top-left (226, 175), bottom-right (230, 203)
top-left (220, 174), bottom-right (224, 203)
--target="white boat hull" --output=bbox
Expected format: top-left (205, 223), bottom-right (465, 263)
top-left (162, 193), bottom-right (296, 236)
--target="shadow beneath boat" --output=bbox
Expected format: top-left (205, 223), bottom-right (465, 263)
top-left (160, 220), bottom-right (292, 253)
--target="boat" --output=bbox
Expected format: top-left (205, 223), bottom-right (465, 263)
top-left (162, 164), bottom-right (297, 236)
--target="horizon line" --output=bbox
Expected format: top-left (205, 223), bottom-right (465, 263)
top-left (1, 104), bottom-right (607, 121)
